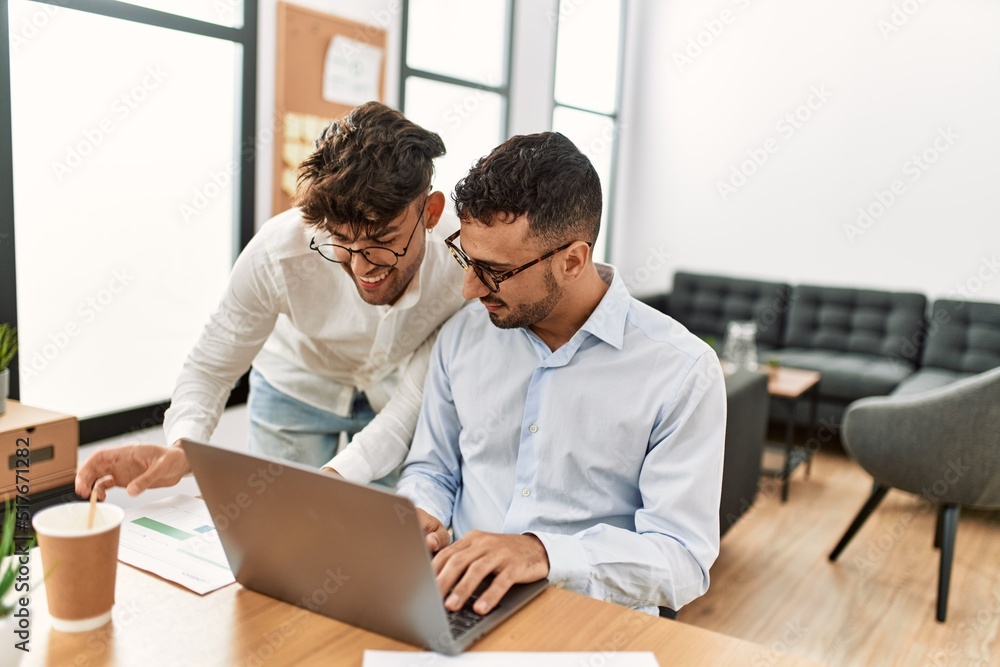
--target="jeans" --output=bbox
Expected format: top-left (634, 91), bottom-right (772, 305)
top-left (247, 368), bottom-right (376, 470)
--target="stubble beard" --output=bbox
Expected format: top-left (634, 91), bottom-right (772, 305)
top-left (485, 267), bottom-right (561, 330)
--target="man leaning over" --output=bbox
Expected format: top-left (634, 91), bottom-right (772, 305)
top-left (76, 102), bottom-right (467, 499)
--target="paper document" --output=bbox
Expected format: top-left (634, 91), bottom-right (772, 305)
top-left (322, 36), bottom-right (383, 106)
top-left (363, 651), bottom-right (660, 666)
top-left (118, 494), bottom-right (235, 595)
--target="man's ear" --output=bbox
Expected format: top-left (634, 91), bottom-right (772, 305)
top-left (559, 241), bottom-right (592, 281)
top-left (424, 191), bottom-right (446, 231)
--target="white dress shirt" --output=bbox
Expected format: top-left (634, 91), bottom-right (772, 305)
top-left (396, 265), bottom-right (727, 613)
top-left (163, 208), bottom-right (468, 482)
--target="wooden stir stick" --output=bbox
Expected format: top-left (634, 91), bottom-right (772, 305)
top-left (87, 475), bottom-right (116, 529)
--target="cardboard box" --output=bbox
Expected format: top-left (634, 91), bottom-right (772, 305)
top-left (0, 400), bottom-right (78, 502)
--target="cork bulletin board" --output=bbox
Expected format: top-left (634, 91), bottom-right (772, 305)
top-left (273, 2), bottom-right (388, 215)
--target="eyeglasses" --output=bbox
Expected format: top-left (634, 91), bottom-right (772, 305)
top-left (445, 229), bottom-right (591, 293)
top-left (309, 198), bottom-right (426, 268)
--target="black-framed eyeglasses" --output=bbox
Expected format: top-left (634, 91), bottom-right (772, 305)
top-left (309, 198), bottom-right (426, 268)
top-left (445, 229), bottom-right (592, 293)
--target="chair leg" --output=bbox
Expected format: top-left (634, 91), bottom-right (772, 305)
top-left (934, 504), bottom-right (944, 549)
top-left (829, 482), bottom-right (891, 561)
top-left (937, 504), bottom-right (960, 623)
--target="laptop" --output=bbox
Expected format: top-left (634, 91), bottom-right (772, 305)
top-left (181, 439), bottom-right (548, 655)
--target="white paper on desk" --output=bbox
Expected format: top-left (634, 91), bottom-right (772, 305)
top-left (118, 494), bottom-right (235, 595)
top-left (322, 36), bottom-right (383, 106)
top-left (363, 651), bottom-right (659, 667)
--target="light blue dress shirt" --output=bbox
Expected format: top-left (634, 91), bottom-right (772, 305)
top-left (396, 265), bottom-right (727, 613)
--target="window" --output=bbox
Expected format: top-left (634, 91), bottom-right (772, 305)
top-left (1, 0), bottom-right (257, 441)
top-left (551, 0), bottom-right (626, 263)
top-left (112, 0), bottom-right (245, 28)
top-left (400, 0), bottom-right (513, 219)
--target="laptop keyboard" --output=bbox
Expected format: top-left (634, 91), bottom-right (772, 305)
top-left (448, 604), bottom-right (488, 636)
top-left (447, 581), bottom-right (499, 638)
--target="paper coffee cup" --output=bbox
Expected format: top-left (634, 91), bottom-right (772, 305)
top-left (32, 502), bottom-right (124, 632)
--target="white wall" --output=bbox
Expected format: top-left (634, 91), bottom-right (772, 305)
top-left (614, 0), bottom-right (1000, 303)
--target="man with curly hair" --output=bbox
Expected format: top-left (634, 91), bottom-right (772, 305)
top-left (396, 132), bottom-right (727, 616)
top-left (76, 102), bottom-right (467, 499)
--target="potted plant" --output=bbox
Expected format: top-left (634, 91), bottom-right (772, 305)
top-left (766, 357), bottom-right (781, 380)
top-left (0, 324), bottom-right (15, 416)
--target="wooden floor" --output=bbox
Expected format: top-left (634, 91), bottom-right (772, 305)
top-left (679, 448), bottom-right (1000, 667)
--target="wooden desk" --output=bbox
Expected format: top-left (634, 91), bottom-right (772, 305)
top-left (21, 556), bottom-right (821, 666)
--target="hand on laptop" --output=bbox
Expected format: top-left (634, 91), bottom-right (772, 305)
top-left (416, 508), bottom-right (451, 553)
top-left (432, 531), bottom-right (550, 616)
top-left (75, 443), bottom-right (191, 500)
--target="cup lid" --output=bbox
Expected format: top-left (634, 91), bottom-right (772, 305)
top-left (32, 502), bottom-right (125, 537)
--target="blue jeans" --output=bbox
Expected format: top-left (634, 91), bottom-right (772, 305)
top-left (247, 368), bottom-right (376, 470)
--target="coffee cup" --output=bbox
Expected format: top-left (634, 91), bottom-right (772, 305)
top-left (32, 502), bottom-right (124, 632)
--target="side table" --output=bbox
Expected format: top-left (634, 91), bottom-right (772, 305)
top-left (761, 367), bottom-right (821, 502)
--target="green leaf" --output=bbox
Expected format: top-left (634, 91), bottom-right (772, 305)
top-left (0, 566), bottom-right (14, 598)
top-left (0, 324), bottom-right (17, 371)
top-left (0, 501), bottom-right (13, 559)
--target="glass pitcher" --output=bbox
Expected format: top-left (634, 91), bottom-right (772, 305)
top-left (722, 320), bottom-right (759, 373)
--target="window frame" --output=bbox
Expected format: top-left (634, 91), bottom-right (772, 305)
top-left (398, 0), bottom-right (515, 165)
top-left (550, 0), bottom-right (628, 264)
top-left (0, 0), bottom-right (258, 443)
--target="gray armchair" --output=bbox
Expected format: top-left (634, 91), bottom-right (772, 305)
top-left (828, 365), bottom-right (1000, 621)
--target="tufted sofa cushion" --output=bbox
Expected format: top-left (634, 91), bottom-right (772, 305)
top-left (920, 299), bottom-right (1000, 373)
top-left (667, 272), bottom-right (792, 349)
top-left (782, 285), bottom-right (927, 365)
top-left (892, 367), bottom-right (975, 396)
top-left (768, 349), bottom-right (913, 401)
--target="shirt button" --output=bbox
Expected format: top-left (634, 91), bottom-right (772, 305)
top-left (604, 596), bottom-right (613, 603)
top-left (555, 580), bottom-right (565, 589)
top-left (522, 488), bottom-right (530, 497)
top-left (528, 424), bottom-right (538, 433)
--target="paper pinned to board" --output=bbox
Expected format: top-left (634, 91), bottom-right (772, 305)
top-left (118, 494), bottom-right (235, 595)
top-left (323, 35), bottom-right (383, 106)
top-left (363, 651), bottom-right (660, 666)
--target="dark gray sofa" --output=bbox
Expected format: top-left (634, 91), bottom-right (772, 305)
top-left (892, 299), bottom-right (1000, 396)
top-left (765, 284), bottom-right (927, 426)
top-left (640, 274), bottom-right (931, 426)
top-left (657, 272), bottom-right (792, 354)
top-left (640, 272), bottom-right (1000, 432)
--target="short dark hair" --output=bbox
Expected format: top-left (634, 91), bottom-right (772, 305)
top-left (295, 101), bottom-right (445, 236)
top-left (452, 132), bottom-right (601, 244)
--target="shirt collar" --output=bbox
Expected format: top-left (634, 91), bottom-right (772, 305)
top-left (577, 263), bottom-right (629, 351)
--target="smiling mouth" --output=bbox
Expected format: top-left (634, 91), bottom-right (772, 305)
top-left (357, 269), bottom-right (391, 288)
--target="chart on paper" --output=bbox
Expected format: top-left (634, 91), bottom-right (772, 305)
top-left (118, 494), bottom-right (235, 594)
